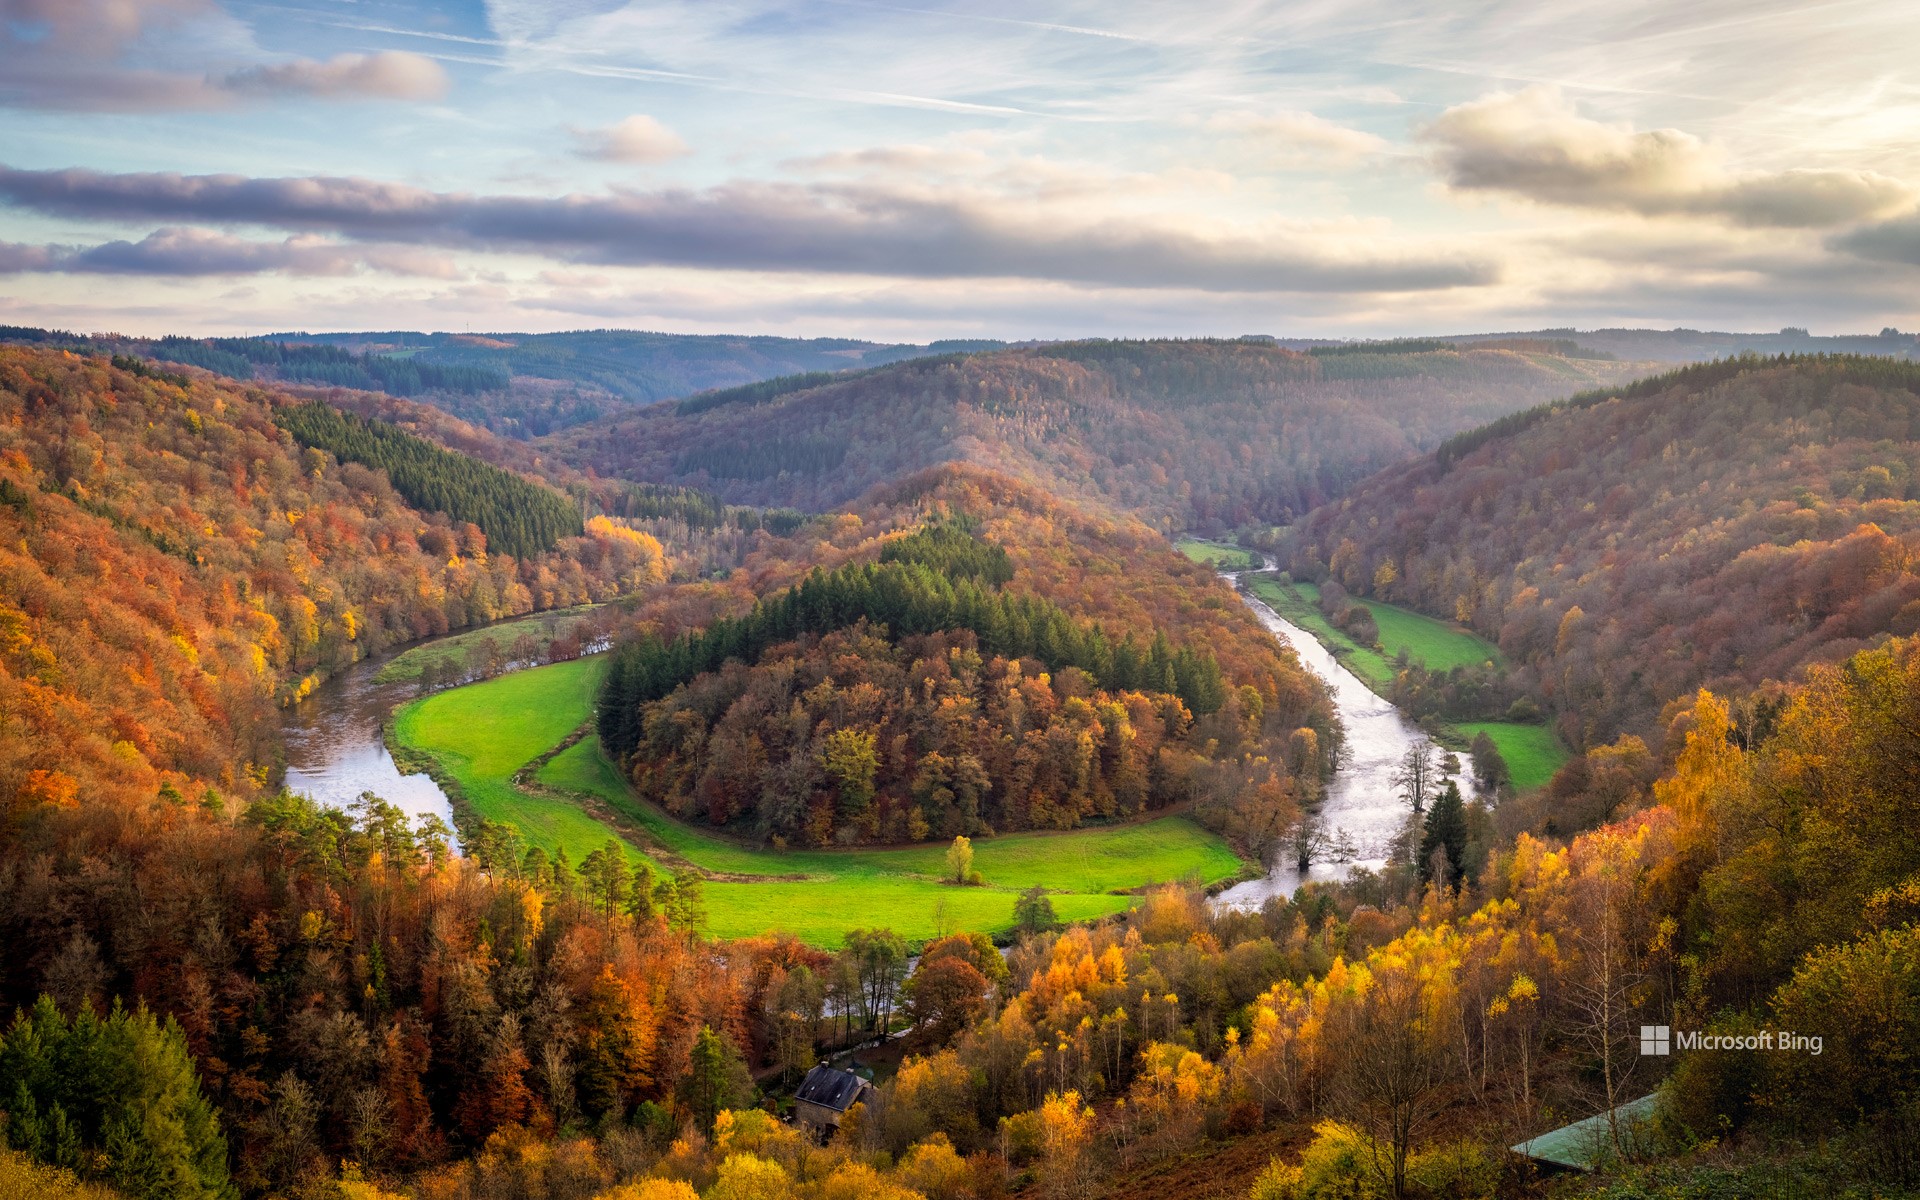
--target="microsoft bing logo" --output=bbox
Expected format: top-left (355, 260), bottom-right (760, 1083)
top-left (1640, 1025), bottom-right (1671, 1056)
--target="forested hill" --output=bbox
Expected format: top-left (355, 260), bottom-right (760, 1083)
top-left (0, 346), bottom-right (666, 812)
top-left (0, 325), bottom-right (1008, 438)
top-left (1273, 354), bottom-right (1920, 752)
top-left (545, 338), bottom-right (1650, 534)
top-left (595, 461), bottom-right (1338, 847)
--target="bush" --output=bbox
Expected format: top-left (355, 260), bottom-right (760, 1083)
top-left (1406, 1140), bottom-right (1500, 1199)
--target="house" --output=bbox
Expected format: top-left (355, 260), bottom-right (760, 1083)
top-left (1510, 1094), bottom-right (1659, 1173)
top-left (793, 1064), bottom-right (874, 1135)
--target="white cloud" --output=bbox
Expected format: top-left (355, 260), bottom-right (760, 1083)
top-left (572, 115), bottom-right (691, 164)
top-left (1208, 110), bottom-right (1389, 166)
top-left (1421, 86), bottom-right (1916, 228)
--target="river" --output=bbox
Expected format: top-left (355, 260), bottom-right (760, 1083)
top-left (281, 652), bottom-right (459, 831)
top-left (282, 567), bottom-right (1427, 902)
top-left (1212, 562), bottom-right (1428, 910)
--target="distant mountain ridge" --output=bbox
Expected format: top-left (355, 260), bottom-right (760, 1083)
top-left (0, 324), bottom-right (1010, 438)
top-left (545, 337), bottom-right (1654, 533)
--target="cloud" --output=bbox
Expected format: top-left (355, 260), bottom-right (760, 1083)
top-left (0, 0), bottom-right (448, 110)
top-left (1837, 213), bottom-right (1920, 266)
top-left (0, 0), bottom-right (209, 57)
top-left (1421, 87), bottom-right (1915, 228)
top-left (0, 227), bottom-right (460, 277)
top-left (1208, 110), bottom-right (1388, 165)
top-left (572, 115), bottom-right (689, 164)
top-left (0, 240), bottom-right (59, 272)
top-left (220, 52), bottom-right (449, 101)
top-left (0, 163), bottom-right (1497, 294)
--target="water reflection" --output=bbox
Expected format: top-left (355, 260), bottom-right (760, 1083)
top-left (280, 658), bottom-right (458, 832)
top-left (1213, 569), bottom-right (1427, 910)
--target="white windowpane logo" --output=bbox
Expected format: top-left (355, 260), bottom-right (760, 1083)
top-left (1640, 1025), bottom-right (1670, 1056)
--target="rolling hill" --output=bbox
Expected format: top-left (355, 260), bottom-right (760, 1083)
top-left (547, 338), bottom-right (1651, 534)
top-left (0, 324), bottom-right (1007, 438)
top-left (0, 346), bottom-right (665, 812)
top-left (1271, 354), bottom-right (1920, 750)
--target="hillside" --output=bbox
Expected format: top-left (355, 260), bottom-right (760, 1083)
top-left (0, 346), bottom-right (665, 812)
top-left (1272, 355), bottom-right (1920, 752)
top-left (1441, 325), bottom-right (1920, 364)
top-left (0, 325), bottom-right (1008, 438)
top-left (597, 465), bottom-right (1337, 846)
top-left (547, 338), bottom-right (1650, 534)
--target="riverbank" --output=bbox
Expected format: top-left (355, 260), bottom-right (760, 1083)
top-left (385, 656), bottom-right (1247, 947)
top-left (1179, 544), bottom-right (1569, 790)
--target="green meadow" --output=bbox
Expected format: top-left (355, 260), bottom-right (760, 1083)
top-left (1453, 722), bottom-right (1567, 791)
top-left (1175, 537), bottom-right (1260, 570)
top-left (375, 605), bottom-right (599, 684)
top-left (391, 657), bottom-right (631, 855)
top-left (1247, 575), bottom-right (1398, 691)
top-left (1242, 575), bottom-right (1567, 789)
top-left (395, 658), bottom-right (1246, 947)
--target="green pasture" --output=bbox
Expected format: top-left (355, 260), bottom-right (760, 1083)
top-left (391, 657), bottom-right (635, 858)
top-left (1453, 722), bottom-right (1569, 791)
top-left (397, 656), bottom-right (1246, 947)
top-left (546, 735), bottom-right (1239, 892)
top-left (1244, 576), bottom-right (1564, 790)
top-left (1175, 538), bottom-right (1260, 570)
top-left (375, 605), bottom-right (599, 684)
top-left (1247, 576), bottom-right (1502, 690)
top-left (1247, 576), bottom-right (1397, 691)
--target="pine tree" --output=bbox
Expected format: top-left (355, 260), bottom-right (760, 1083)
top-left (0, 997), bottom-right (236, 1200)
top-left (1418, 780), bottom-right (1469, 890)
top-left (679, 1027), bottom-right (747, 1132)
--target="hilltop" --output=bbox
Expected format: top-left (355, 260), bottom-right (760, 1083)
top-left (548, 338), bottom-right (1649, 534)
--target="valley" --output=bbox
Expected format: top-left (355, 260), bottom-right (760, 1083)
top-left (7, 337), bottom-right (1920, 1200)
top-left (389, 654), bottom-right (1223, 946)
top-left (5, 5), bottom-right (1917, 1193)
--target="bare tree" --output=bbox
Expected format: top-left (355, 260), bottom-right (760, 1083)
top-left (1561, 849), bottom-right (1652, 1158)
top-left (1392, 741), bottom-right (1437, 812)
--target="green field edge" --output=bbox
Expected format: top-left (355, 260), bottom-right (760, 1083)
top-left (384, 655), bottom-right (1254, 947)
top-left (1241, 574), bottom-right (1570, 790)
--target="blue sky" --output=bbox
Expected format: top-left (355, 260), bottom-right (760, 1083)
top-left (2, 0), bottom-right (1917, 339)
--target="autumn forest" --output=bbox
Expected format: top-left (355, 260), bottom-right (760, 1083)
top-left (4, 326), bottom-right (1920, 1200)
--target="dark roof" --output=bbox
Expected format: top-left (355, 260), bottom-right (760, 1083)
top-left (795, 1065), bottom-right (869, 1112)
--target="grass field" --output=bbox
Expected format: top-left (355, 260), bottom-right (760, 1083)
top-left (1453, 722), bottom-right (1569, 791)
top-left (1175, 538), bottom-right (1260, 569)
top-left (545, 736), bottom-right (1241, 892)
top-left (1292, 581), bottom-right (1501, 673)
top-left (1244, 576), bottom-right (1566, 789)
top-left (375, 606), bottom-right (599, 684)
top-left (398, 659), bottom-right (1247, 947)
top-left (1246, 576), bottom-right (1398, 691)
top-left (391, 657), bottom-right (638, 858)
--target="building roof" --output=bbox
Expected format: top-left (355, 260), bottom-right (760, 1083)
top-left (1511, 1094), bottom-right (1658, 1171)
top-left (795, 1065), bottom-right (869, 1113)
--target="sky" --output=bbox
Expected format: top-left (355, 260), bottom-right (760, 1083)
top-left (1, 0), bottom-right (1917, 341)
